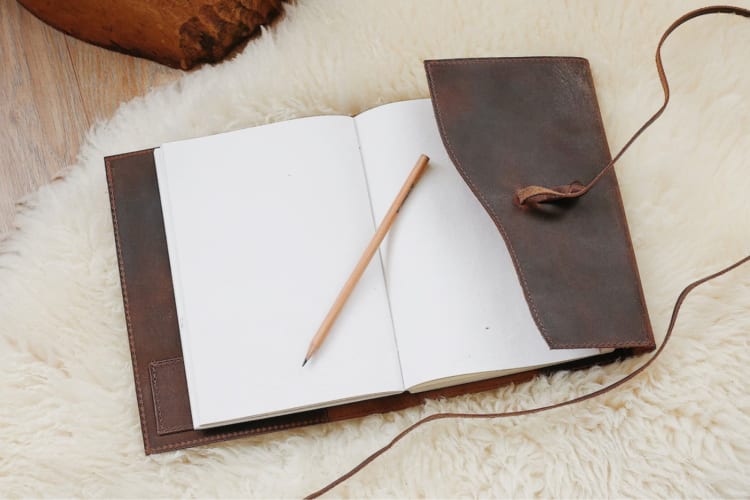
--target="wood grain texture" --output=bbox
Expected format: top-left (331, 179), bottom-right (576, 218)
top-left (66, 34), bottom-right (179, 123)
top-left (0, 0), bottom-right (88, 237)
top-left (0, 0), bottom-right (180, 239)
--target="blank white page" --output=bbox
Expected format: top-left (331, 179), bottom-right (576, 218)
top-left (355, 99), bottom-right (602, 390)
top-left (156, 115), bottom-right (403, 429)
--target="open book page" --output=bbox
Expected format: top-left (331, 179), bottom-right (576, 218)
top-left (156, 115), bottom-right (403, 429)
top-left (354, 99), bottom-right (603, 391)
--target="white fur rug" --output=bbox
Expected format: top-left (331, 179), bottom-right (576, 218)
top-left (2, 1), bottom-right (750, 497)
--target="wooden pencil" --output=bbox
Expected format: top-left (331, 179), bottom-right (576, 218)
top-left (303, 154), bottom-right (430, 366)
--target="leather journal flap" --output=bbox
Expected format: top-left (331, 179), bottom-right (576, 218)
top-left (425, 57), bottom-right (655, 350)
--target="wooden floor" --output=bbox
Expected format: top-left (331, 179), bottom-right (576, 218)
top-left (0, 0), bottom-right (181, 239)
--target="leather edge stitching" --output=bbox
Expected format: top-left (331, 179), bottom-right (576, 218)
top-left (105, 151), bottom-right (153, 454)
top-left (582, 66), bottom-right (656, 347)
top-left (147, 415), bottom-right (330, 454)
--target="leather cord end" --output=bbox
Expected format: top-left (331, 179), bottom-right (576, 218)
top-left (514, 181), bottom-right (586, 207)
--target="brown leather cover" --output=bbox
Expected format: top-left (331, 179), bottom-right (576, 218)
top-left (425, 57), bottom-right (655, 350)
top-left (105, 58), bottom-right (653, 453)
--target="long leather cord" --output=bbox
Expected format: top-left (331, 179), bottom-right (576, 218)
top-left (307, 256), bottom-right (750, 498)
top-left (307, 6), bottom-right (750, 498)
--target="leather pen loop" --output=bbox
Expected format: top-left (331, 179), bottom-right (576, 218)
top-left (515, 4), bottom-right (750, 209)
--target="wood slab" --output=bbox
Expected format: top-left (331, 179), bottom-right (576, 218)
top-left (17, 0), bottom-right (284, 69)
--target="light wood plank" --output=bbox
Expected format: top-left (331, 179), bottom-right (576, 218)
top-left (0, 0), bottom-right (89, 238)
top-left (65, 35), bottom-right (180, 123)
top-left (0, 2), bottom-right (182, 240)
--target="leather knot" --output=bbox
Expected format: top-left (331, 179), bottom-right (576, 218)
top-left (514, 181), bottom-right (586, 207)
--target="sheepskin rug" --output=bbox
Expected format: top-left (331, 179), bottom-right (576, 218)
top-left (2, 1), bottom-right (749, 497)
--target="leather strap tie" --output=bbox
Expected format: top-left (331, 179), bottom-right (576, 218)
top-left (514, 181), bottom-right (585, 206)
top-left (515, 5), bottom-right (750, 208)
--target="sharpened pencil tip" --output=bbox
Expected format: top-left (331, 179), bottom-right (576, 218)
top-left (302, 358), bottom-right (308, 367)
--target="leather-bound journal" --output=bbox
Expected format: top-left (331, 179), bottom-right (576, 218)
top-left (105, 56), bottom-right (654, 454)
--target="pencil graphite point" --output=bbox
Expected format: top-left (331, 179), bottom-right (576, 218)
top-left (302, 358), bottom-right (308, 367)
